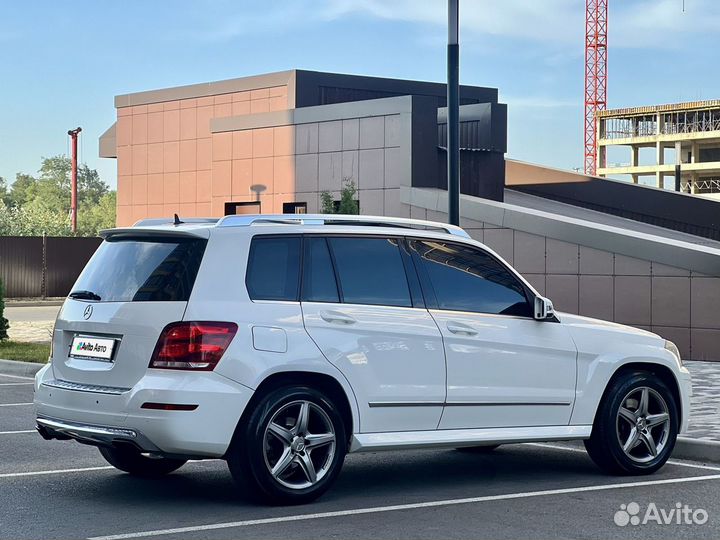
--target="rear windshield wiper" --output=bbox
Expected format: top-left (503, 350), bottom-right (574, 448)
top-left (68, 290), bottom-right (102, 301)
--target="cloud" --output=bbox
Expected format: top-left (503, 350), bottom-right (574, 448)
top-left (319, 0), bottom-right (720, 49)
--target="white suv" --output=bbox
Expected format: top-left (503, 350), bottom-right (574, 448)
top-left (35, 214), bottom-right (692, 504)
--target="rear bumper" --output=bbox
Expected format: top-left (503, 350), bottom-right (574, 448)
top-left (37, 416), bottom-right (163, 453)
top-left (34, 364), bottom-right (253, 458)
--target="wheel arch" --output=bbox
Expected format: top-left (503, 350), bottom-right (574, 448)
top-left (590, 361), bottom-right (683, 430)
top-left (230, 370), bottom-right (356, 451)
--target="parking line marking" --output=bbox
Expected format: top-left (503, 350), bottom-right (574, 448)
top-left (0, 466), bottom-right (114, 479)
top-left (88, 473), bottom-right (720, 540)
top-left (0, 430), bottom-right (36, 435)
top-left (0, 373), bottom-right (35, 381)
top-left (528, 442), bottom-right (720, 472)
top-left (0, 402), bottom-right (33, 407)
top-left (0, 382), bottom-right (34, 386)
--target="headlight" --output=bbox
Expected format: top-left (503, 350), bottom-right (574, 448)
top-left (664, 340), bottom-right (683, 366)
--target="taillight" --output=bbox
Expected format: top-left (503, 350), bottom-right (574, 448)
top-left (149, 321), bottom-right (238, 370)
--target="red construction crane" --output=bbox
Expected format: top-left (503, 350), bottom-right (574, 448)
top-left (584, 0), bottom-right (608, 176)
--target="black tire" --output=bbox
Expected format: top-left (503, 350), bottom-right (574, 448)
top-left (584, 371), bottom-right (678, 475)
top-left (456, 445), bottom-right (500, 453)
top-left (227, 385), bottom-right (347, 505)
top-left (99, 446), bottom-right (186, 477)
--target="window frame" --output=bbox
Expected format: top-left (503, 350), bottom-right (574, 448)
top-left (408, 237), bottom-right (536, 319)
top-left (245, 234), bottom-right (303, 302)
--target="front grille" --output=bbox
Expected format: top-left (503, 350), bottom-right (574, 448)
top-left (42, 379), bottom-right (130, 395)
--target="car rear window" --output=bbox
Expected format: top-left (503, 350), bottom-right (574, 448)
top-left (71, 236), bottom-right (207, 302)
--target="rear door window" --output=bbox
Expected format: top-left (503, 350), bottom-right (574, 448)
top-left (71, 236), bottom-right (207, 302)
top-left (327, 237), bottom-right (412, 307)
top-left (246, 236), bottom-right (301, 301)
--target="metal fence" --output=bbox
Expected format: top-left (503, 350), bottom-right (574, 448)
top-left (0, 236), bottom-right (101, 298)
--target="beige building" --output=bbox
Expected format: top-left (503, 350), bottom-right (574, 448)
top-left (597, 100), bottom-right (720, 199)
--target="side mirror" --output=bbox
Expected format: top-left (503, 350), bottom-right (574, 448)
top-left (534, 296), bottom-right (554, 320)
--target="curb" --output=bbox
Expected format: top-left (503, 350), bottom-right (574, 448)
top-left (674, 437), bottom-right (720, 464)
top-left (6, 300), bottom-right (64, 308)
top-left (0, 359), bottom-right (46, 378)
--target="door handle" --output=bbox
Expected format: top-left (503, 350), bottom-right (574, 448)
top-left (319, 310), bottom-right (356, 325)
top-left (446, 321), bottom-right (478, 336)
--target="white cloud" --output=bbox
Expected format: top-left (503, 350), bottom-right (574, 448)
top-left (318, 0), bottom-right (720, 49)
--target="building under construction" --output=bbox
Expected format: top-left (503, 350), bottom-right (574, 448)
top-left (596, 100), bottom-right (720, 199)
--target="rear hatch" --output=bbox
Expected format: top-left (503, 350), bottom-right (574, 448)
top-left (51, 230), bottom-right (208, 389)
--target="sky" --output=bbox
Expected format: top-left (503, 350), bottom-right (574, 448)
top-left (1, 0), bottom-right (719, 190)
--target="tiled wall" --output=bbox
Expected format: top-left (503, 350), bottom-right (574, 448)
top-left (207, 112), bottom-right (407, 216)
top-left (116, 86), bottom-right (289, 225)
top-left (409, 207), bottom-right (720, 362)
top-left (293, 113), bottom-right (405, 215)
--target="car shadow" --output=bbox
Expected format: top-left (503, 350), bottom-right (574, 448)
top-left (62, 444), bottom-right (603, 512)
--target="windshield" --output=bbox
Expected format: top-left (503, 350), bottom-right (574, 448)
top-left (71, 236), bottom-right (206, 302)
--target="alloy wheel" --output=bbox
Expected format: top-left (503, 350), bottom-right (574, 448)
top-left (616, 386), bottom-right (671, 464)
top-left (263, 400), bottom-right (336, 490)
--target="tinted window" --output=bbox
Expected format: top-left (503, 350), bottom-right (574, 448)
top-left (328, 237), bottom-right (411, 307)
top-left (246, 236), bottom-right (301, 301)
top-left (71, 236), bottom-right (206, 302)
top-left (412, 240), bottom-right (532, 317)
top-left (302, 237), bottom-right (339, 303)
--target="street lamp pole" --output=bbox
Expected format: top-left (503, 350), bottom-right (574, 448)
top-left (447, 0), bottom-right (460, 226)
top-left (67, 127), bottom-right (82, 233)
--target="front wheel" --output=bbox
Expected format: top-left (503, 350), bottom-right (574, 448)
top-left (227, 386), bottom-right (347, 505)
top-left (585, 371), bottom-right (678, 475)
top-left (99, 446), bottom-right (186, 477)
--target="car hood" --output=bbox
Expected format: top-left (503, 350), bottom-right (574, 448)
top-left (556, 312), bottom-right (661, 341)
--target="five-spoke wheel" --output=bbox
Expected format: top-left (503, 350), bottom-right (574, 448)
top-left (227, 385), bottom-right (347, 504)
top-left (616, 387), bottom-right (670, 463)
top-left (264, 400), bottom-right (337, 489)
top-left (585, 371), bottom-right (678, 475)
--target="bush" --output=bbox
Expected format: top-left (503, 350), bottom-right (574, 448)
top-left (0, 278), bottom-right (9, 341)
top-left (320, 178), bottom-right (359, 215)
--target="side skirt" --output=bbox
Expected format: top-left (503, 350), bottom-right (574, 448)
top-left (350, 425), bottom-right (592, 452)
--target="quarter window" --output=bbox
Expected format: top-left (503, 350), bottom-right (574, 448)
top-left (327, 237), bottom-right (412, 307)
top-left (246, 236), bottom-right (301, 301)
top-left (411, 240), bottom-right (532, 317)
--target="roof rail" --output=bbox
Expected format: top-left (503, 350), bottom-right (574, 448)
top-left (133, 217), bottom-right (220, 227)
top-left (216, 214), bottom-right (470, 238)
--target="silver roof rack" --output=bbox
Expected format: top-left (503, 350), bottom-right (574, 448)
top-left (216, 214), bottom-right (470, 238)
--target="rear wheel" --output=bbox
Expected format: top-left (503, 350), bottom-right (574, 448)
top-left (99, 446), bottom-right (186, 477)
top-left (227, 385), bottom-right (347, 505)
top-left (585, 371), bottom-right (678, 475)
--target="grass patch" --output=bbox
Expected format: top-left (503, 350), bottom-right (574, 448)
top-left (0, 341), bottom-right (51, 363)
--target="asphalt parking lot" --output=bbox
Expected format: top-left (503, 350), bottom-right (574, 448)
top-left (1, 372), bottom-right (718, 540)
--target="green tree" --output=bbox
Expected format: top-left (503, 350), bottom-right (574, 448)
top-left (0, 278), bottom-right (9, 341)
top-left (0, 177), bottom-right (8, 206)
top-left (320, 178), bottom-right (359, 215)
top-left (337, 179), bottom-right (359, 215)
top-left (78, 192), bottom-right (116, 236)
top-left (3, 156), bottom-right (114, 236)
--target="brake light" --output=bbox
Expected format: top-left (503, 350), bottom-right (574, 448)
top-left (149, 321), bottom-right (238, 370)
